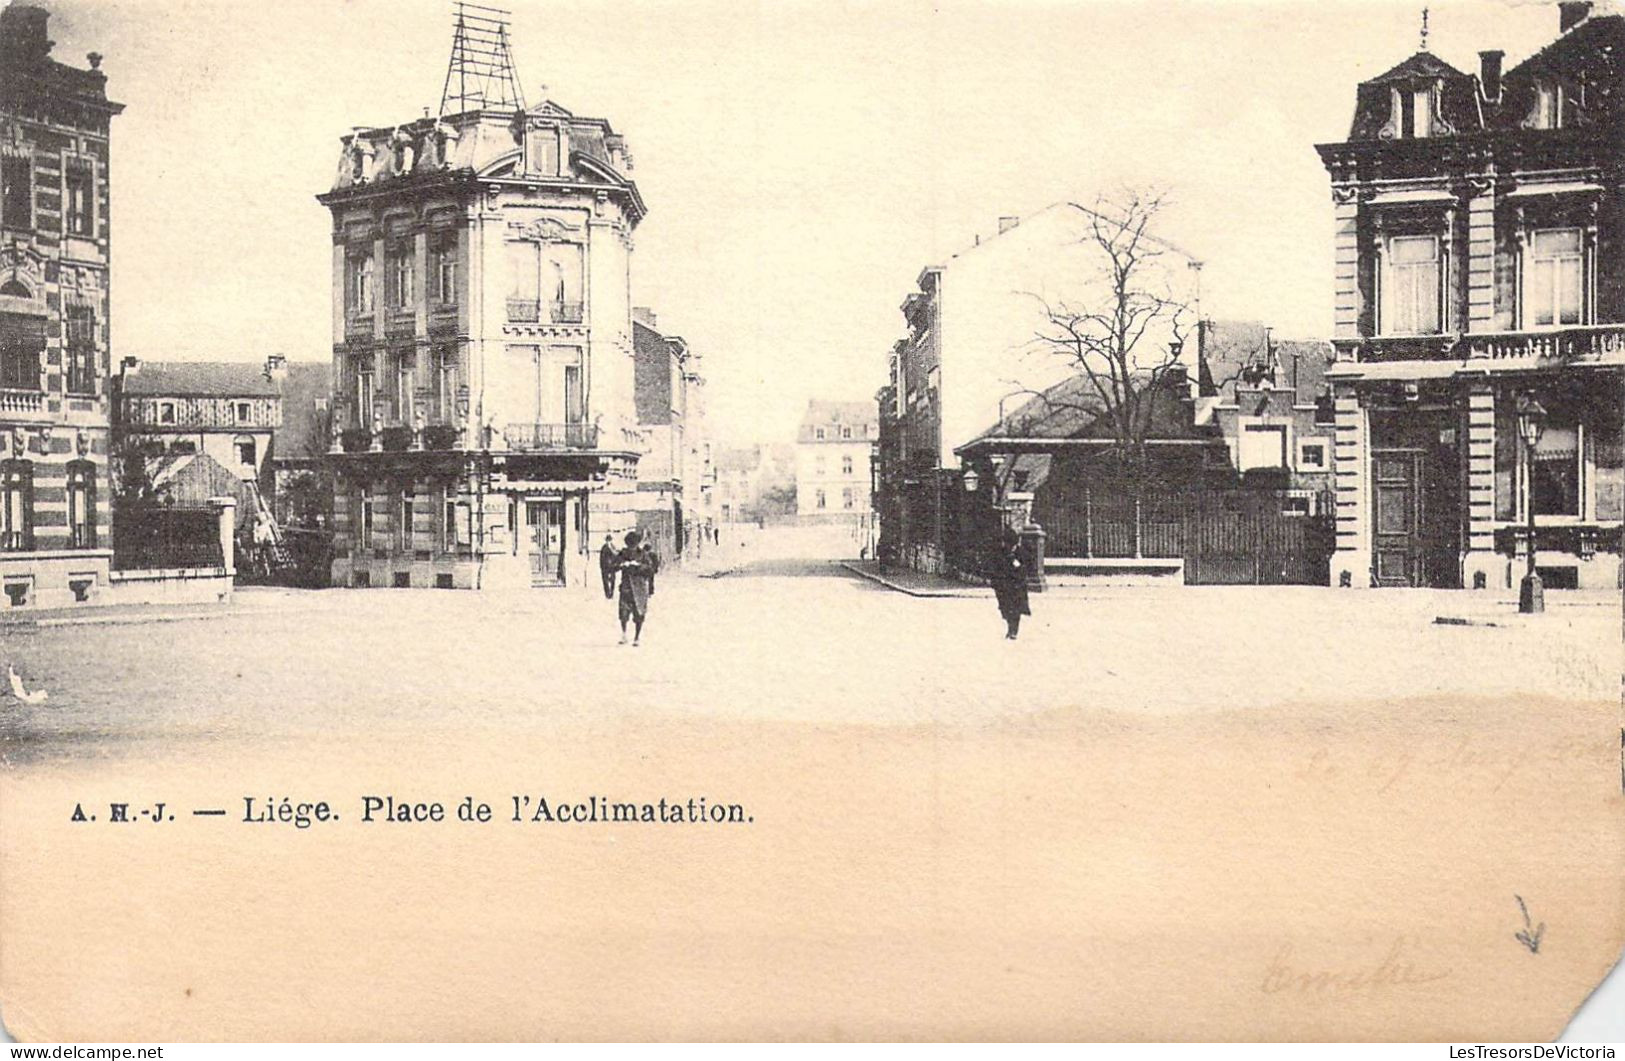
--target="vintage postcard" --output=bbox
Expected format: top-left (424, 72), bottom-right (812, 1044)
top-left (0, 0), bottom-right (1621, 1043)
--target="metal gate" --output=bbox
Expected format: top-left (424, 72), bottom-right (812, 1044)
top-left (1182, 490), bottom-right (1333, 585)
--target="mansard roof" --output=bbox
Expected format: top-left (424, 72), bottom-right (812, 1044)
top-left (1364, 51), bottom-right (1471, 84)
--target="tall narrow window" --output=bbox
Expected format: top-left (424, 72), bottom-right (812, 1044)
top-left (815, 488), bottom-right (826, 510)
top-left (389, 244), bottom-right (414, 311)
top-left (348, 252), bottom-right (375, 316)
top-left (0, 460), bottom-right (31, 551)
top-left (1525, 228), bottom-right (1584, 327)
top-left (0, 156), bottom-right (31, 231)
top-left (1382, 235), bottom-right (1441, 335)
top-left (842, 455), bottom-right (854, 476)
top-left (234, 435), bottom-right (257, 467)
top-left (359, 492), bottom-right (375, 541)
top-left (398, 489), bottom-right (415, 551)
top-left (67, 461), bottom-right (95, 548)
top-left (65, 162), bottom-right (93, 236)
top-left (356, 357), bottom-right (376, 429)
top-left (442, 488), bottom-right (458, 552)
top-left (507, 242), bottom-right (540, 322)
top-left (563, 364), bottom-right (583, 425)
top-left (433, 237), bottom-right (457, 305)
top-left (393, 348), bottom-right (414, 419)
top-left (435, 344), bottom-right (456, 420)
top-left (65, 304), bottom-right (95, 395)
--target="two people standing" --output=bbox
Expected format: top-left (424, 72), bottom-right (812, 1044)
top-left (604, 530), bottom-right (659, 646)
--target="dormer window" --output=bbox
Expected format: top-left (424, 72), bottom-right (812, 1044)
top-left (1397, 83), bottom-right (1434, 138)
top-left (1532, 82), bottom-right (1568, 129)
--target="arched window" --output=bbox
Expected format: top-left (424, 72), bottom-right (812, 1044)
top-left (67, 460), bottom-right (96, 548)
top-left (234, 435), bottom-right (257, 467)
top-left (1, 460), bottom-right (32, 552)
top-left (0, 279), bottom-right (29, 298)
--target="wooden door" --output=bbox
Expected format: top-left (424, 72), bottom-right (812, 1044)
top-left (1372, 449), bottom-right (1422, 587)
top-left (525, 500), bottom-right (565, 585)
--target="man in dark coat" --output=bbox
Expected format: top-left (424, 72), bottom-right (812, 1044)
top-left (617, 531), bottom-right (656, 645)
top-left (598, 534), bottom-right (618, 599)
top-left (987, 529), bottom-right (1031, 640)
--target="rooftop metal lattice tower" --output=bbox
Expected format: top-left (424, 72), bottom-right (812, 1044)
top-left (439, 2), bottom-right (527, 117)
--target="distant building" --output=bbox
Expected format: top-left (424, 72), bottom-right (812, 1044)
top-left (112, 355), bottom-right (331, 532)
top-left (1197, 321), bottom-right (1337, 507)
top-left (1316, 2), bottom-right (1624, 589)
top-left (632, 307), bottom-right (708, 557)
top-left (0, 3), bottom-right (123, 608)
top-left (115, 360), bottom-right (283, 495)
top-left (795, 400), bottom-right (877, 521)
top-left (878, 204), bottom-right (1200, 572)
top-left (713, 442), bottom-right (795, 523)
top-left (318, 15), bottom-right (647, 591)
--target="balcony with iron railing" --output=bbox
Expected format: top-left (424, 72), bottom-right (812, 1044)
top-left (501, 422), bottom-right (599, 451)
top-left (506, 299), bottom-right (586, 325)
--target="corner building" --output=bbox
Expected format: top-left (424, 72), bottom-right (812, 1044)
top-left (1317, 2), bottom-right (1625, 590)
top-left (319, 98), bottom-right (646, 591)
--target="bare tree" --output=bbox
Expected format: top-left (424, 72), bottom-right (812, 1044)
top-left (1011, 189), bottom-right (1199, 492)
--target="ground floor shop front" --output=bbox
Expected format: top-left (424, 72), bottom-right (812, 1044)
top-left (329, 449), bottom-right (639, 592)
top-left (1329, 364), bottom-right (1623, 591)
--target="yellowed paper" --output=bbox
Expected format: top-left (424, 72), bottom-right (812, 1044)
top-left (2, 0), bottom-right (1623, 1043)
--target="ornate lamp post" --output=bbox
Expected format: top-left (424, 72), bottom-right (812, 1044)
top-left (1517, 394), bottom-right (1548, 615)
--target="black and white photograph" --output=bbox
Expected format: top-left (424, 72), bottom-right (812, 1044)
top-left (0, 0), bottom-right (1620, 1045)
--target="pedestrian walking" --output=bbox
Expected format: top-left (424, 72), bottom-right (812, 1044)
top-left (987, 528), bottom-right (1031, 640)
top-left (598, 533), bottom-right (618, 599)
top-left (616, 530), bottom-right (656, 646)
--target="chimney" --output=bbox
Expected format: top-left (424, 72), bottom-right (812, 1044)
top-left (632, 306), bottom-right (656, 328)
top-left (0, 5), bottom-right (53, 64)
top-left (1559, 1), bottom-right (1592, 32)
top-left (120, 355), bottom-right (139, 376)
top-left (265, 353), bottom-right (288, 385)
top-left (1479, 50), bottom-right (1504, 100)
top-left (997, 216), bottom-right (1020, 234)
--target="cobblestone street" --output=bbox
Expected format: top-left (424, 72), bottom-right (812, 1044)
top-left (0, 542), bottom-right (1620, 1039)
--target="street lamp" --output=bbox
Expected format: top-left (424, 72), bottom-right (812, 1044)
top-left (1517, 393), bottom-right (1548, 615)
top-left (962, 465), bottom-right (980, 493)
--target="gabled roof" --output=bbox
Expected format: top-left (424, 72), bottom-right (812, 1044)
top-left (1363, 51), bottom-right (1470, 85)
top-left (121, 362), bottom-right (281, 398)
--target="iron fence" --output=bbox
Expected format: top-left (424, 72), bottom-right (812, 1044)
top-left (113, 505), bottom-right (224, 571)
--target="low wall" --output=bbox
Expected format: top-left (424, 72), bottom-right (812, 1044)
top-left (1, 549), bottom-right (116, 610)
top-left (108, 566), bottom-right (234, 607)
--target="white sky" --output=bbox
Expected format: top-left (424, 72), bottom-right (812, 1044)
top-left (29, 0), bottom-right (1564, 444)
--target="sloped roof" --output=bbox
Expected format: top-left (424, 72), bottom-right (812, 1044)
top-left (714, 446), bottom-right (761, 472)
top-left (122, 361), bottom-right (281, 398)
top-left (1202, 321), bottom-right (1334, 405)
top-left (798, 399), bottom-right (877, 438)
top-left (976, 367), bottom-right (1205, 444)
